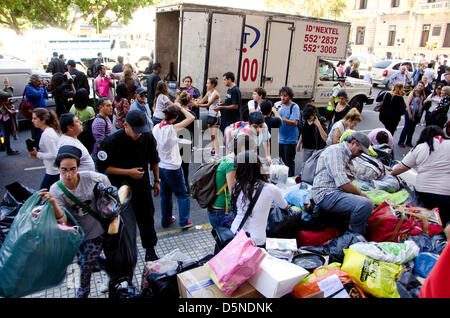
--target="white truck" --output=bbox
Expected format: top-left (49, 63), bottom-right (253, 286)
top-left (155, 2), bottom-right (373, 118)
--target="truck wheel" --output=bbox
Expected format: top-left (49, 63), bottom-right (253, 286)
top-left (350, 96), bottom-right (365, 114)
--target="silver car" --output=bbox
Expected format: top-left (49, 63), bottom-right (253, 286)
top-left (372, 59), bottom-right (418, 90)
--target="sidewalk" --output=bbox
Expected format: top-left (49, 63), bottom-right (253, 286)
top-left (26, 224), bottom-right (215, 298)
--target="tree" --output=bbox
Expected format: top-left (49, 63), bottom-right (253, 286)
top-left (264, 0), bottom-right (347, 20)
top-left (0, 0), bottom-right (160, 35)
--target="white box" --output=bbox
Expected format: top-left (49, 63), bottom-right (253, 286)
top-left (248, 250), bottom-right (309, 298)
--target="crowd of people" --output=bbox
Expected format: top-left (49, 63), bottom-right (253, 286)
top-left (0, 50), bottom-right (449, 298)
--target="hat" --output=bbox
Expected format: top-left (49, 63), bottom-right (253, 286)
top-left (125, 110), bottom-right (150, 134)
top-left (337, 76), bottom-right (346, 82)
top-left (67, 59), bottom-right (76, 67)
top-left (136, 87), bottom-right (147, 96)
top-left (349, 132), bottom-right (371, 155)
top-left (444, 72), bottom-right (450, 77)
top-left (57, 145), bottom-right (82, 159)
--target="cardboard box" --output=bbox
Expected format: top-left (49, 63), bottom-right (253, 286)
top-left (248, 250), bottom-right (309, 298)
top-left (177, 266), bottom-right (264, 298)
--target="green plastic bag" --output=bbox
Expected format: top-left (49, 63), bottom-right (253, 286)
top-left (341, 249), bottom-right (402, 298)
top-left (0, 193), bottom-right (84, 298)
top-left (364, 189), bottom-right (409, 206)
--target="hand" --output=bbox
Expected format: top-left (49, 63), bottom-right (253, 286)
top-left (408, 113), bottom-right (413, 121)
top-left (129, 167), bottom-right (145, 180)
top-left (266, 156), bottom-right (272, 166)
top-left (153, 182), bottom-right (160, 196)
top-left (28, 149), bottom-right (38, 158)
top-left (213, 105), bottom-right (222, 112)
top-left (360, 191), bottom-right (369, 199)
top-left (296, 143), bottom-right (301, 152)
top-left (38, 189), bottom-right (56, 205)
top-left (64, 72), bottom-right (71, 79)
top-left (313, 116), bottom-right (321, 126)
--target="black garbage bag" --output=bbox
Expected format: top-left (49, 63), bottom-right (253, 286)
top-left (103, 187), bottom-right (137, 298)
top-left (94, 182), bottom-right (121, 221)
top-left (302, 231), bottom-right (368, 263)
top-left (140, 255), bottom-right (213, 299)
top-left (397, 270), bottom-right (422, 298)
top-left (0, 182), bottom-right (35, 248)
top-left (266, 205), bottom-right (304, 238)
top-left (401, 234), bottom-right (447, 256)
top-left (109, 276), bottom-right (140, 299)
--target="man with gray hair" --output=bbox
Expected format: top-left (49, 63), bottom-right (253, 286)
top-left (311, 132), bottom-right (374, 235)
top-left (389, 64), bottom-right (413, 87)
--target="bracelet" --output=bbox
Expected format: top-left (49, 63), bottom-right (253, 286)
top-left (56, 214), bottom-right (65, 220)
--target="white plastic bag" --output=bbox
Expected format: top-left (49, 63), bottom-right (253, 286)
top-left (143, 249), bottom-right (195, 275)
top-left (349, 241), bottom-right (420, 264)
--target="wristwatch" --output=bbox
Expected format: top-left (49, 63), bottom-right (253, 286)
top-left (154, 179), bottom-right (161, 183)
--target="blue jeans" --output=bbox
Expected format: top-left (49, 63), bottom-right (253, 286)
top-left (39, 173), bottom-right (60, 190)
top-left (207, 207), bottom-right (234, 228)
top-left (317, 191), bottom-right (373, 235)
top-left (159, 167), bottom-right (191, 227)
top-left (398, 110), bottom-right (419, 145)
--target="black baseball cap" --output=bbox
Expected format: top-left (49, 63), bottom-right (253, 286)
top-left (57, 145), bottom-right (82, 159)
top-left (136, 87), bottom-right (147, 96)
top-left (67, 59), bottom-right (76, 67)
top-left (125, 110), bottom-right (150, 134)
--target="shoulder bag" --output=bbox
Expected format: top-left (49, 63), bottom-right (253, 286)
top-left (211, 181), bottom-right (264, 251)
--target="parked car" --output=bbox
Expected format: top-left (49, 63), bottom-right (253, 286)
top-left (372, 59), bottom-right (418, 90)
top-left (347, 54), bottom-right (376, 79)
top-left (0, 55), bottom-right (53, 129)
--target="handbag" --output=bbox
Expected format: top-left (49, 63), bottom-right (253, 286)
top-left (19, 89), bottom-right (33, 120)
top-left (211, 181), bottom-right (264, 251)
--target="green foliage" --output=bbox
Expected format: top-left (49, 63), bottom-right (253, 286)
top-left (0, 0), bottom-right (160, 34)
top-left (264, 0), bottom-right (347, 20)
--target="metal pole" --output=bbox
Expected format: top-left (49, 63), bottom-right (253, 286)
top-left (403, 0), bottom-right (417, 59)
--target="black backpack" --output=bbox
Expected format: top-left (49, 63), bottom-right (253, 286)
top-left (288, 102), bottom-right (302, 136)
top-left (189, 159), bottom-right (223, 209)
top-left (78, 115), bottom-right (107, 154)
top-left (374, 91), bottom-right (390, 112)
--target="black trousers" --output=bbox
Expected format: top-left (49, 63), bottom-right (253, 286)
top-left (31, 125), bottom-right (42, 150)
top-left (1, 118), bottom-right (14, 151)
top-left (279, 143), bottom-right (296, 177)
top-left (130, 186), bottom-right (157, 250)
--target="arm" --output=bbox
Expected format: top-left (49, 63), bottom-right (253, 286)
top-left (406, 93), bottom-right (413, 119)
top-left (225, 170), bottom-right (236, 195)
top-left (151, 163), bottom-right (160, 196)
top-left (340, 182), bottom-right (369, 199)
top-left (332, 128), bottom-right (341, 144)
top-left (38, 190), bottom-right (68, 225)
top-left (388, 162), bottom-right (410, 176)
top-left (198, 92), bottom-right (219, 108)
top-left (105, 166), bottom-right (145, 180)
top-left (92, 118), bottom-right (106, 148)
top-left (315, 117), bottom-right (328, 142)
top-left (296, 134), bottom-right (303, 152)
top-left (173, 107), bottom-right (195, 131)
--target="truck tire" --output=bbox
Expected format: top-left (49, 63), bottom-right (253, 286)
top-left (350, 96), bottom-right (365, 114)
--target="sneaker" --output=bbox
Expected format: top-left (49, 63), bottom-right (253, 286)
top-left (181, 221), bottom-right (194, 229)
top-left (162, 216), bottom-right (176, 228)
top-left (145, 248), bottom-right (159, 261)
top-left (6, 150), bottom-right (19, 156)
top-left (210, 149), bottom-right (215, 156)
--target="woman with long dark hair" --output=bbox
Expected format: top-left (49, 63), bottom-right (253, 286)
top-left (390, 125), bottom-right (450, 239)
top-left (28, 108), bottom-right (61, 189)
top-left (113, 82), bottom-right (130, 129)
top-left (152, 80), bottom-right (174, 126)
top-left (398, 80), bottom-right (426, 147)
top-left (379, 82), bottom-right (407, 136)
top-left (230, 151), bottom-right (288, 247)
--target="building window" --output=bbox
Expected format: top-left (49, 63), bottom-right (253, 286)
top-left (420, 24), bottom-right (431, 47)
top-left (359, 0), bottom-right (368, 9)
top-left (388, 26), bottom-right (396, 46)
top-left (391, 0), bottom-right (400, 7)
top-left (432, 26), bottom-right (441, 36)
top-left (427, 0), bottom-right (436, 3)
top-left (356, 26), bottom-right (365, 45)
top-left (444, 24), bottom-right (450, 47)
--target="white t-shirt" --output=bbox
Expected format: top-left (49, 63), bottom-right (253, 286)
top-left (426, 93), bottom-right (442, 112)
top-left (152, 123), bottom-right (182, 170)
top-left (401, 138), bottom-right (450, 196)
top-left (49, 171), bottom-right (107, 240)
top-left (208, 90), bottom-right (220, 117)
top-left (230, 183), bottom-right (288, 246)
top-left (363, 72), bottom-right (373, 83)
top-left (248, 100), bottom-right (260, 113)
top-left (36, 127), bottom-right (60, 175)
top-left (326, 120), bottom-right (345, 146)
top-left (57, 135), bottom-right (96, 172)
top-left (153, 94), bottom-right (170, 120)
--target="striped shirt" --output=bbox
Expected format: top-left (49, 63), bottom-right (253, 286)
top-left (312, 142), bottom-right (353, 204)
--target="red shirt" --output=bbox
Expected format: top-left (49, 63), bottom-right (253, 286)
top-left (419, 243), bottom-right (450, 298)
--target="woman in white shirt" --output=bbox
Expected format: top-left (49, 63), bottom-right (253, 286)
top-left (152, 104), bottom-right (195, 229)
top-left (326, 108), bottom-right (362, 146)
top-left (28, 108), bottom-right (61, 189)
top-left (195, 77), bottom-right (221, 156)
top-left (152, 80), bottom-right (174, 126)
top-left (230, 151), bottom-right (288, 247)
top-left (248, 87), bottom-right (266, 113)
top-left (389, 125), bottom-right (450, 239)
top-left (424, 84), bottom-right (443, 125)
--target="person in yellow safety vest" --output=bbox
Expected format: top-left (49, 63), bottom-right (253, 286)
top-left (327, 76), bottom-right (346, 111)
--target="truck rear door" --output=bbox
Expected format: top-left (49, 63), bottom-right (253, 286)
top-left (262, 20), bottom-right (294, 95)
top-left (207, 13), bottom-right (244, 100)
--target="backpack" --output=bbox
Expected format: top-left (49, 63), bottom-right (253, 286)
top-left (189, 159), bottom-right (223, 209)
top-left (374, 91), bottom-right (390, 112)
top-left (78, 115), bottom-right (107, 154)
top-left (301, 148), bottom-right (325, 185)
top-left (346, 153), bottom-right (385, 182)
top-left (224, 121), bottom-right (251, 154)
top-left (288, 102), bottom-right (302, 136)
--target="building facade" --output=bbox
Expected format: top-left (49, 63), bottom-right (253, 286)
top-left (348, 0), bottom-right (450, 62)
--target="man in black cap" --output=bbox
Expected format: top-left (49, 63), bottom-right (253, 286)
top-left (67, 59), bottom-right (90, 92)
top-left (96, 109), bottom-right (161, 261)
top-left (130, 87), bottom-right (152, 130)
top-left (47, 52), bottom-right (65, 75)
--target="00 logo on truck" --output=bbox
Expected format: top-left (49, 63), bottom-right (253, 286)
top-left (241, 24), bottom-right (261, 83)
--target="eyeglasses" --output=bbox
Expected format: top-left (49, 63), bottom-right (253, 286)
top-left (60, 167), bottom-right (77, 174)
top-left (251, 124), bottom-right (264, 129)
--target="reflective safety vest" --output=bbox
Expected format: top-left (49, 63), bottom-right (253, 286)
top-left (327, 85), bottom-right (343, 111)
